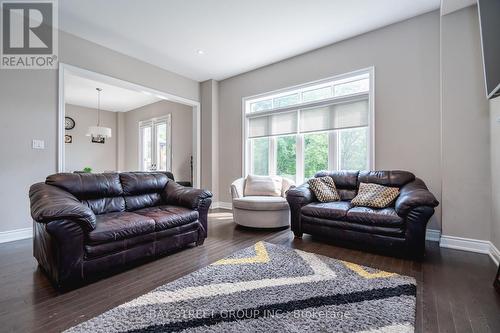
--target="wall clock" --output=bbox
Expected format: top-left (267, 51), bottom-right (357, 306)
top-left (65, 117), bottom-right (75, 130)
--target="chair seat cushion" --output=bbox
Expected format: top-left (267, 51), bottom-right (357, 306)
top-left (134, 205), bottom-right (199, 231)
top-left (233, 196), bottom-right (289, 211)
top-left (301, 201), bottom-right (352, 220)
top-left (87, 212), bottom-right (156, 244)
top-left (346, 206), bottom-right (403, 227)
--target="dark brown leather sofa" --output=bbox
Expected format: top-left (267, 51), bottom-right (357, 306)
top-left (29, 172), bottom-right (212, 288)
top-left (286, 170), bottom-right (439, 258)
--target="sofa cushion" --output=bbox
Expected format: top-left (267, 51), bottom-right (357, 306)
top-left (46, 172), bottom-right (123, 200)
top-left (134, 205), bottom-right (199, 231)
top-left (351, 183), bottom-right (400, 208)
top-left (85, 233), bottom-right (155, 259)
top-left (308, 176), bottom-right (340, 202)
top-left (233, 196), bottom-right (289, 211)
top-left (46, 173), bottom-right (126, 215)
top-left (87, 212), bottom-right (155, 244)
top-left (120, 172), bottom-right (170, 211)
top-left (358, 170), bottom-right (415, 188)
top-left (301, 201), bottom-right (352, 220)
top-left (346, 206), bottom-right (403, 227)
top-left (244, 175), bottom-right (282, 197)
top-left (301, 215), bottom-right (404, 237)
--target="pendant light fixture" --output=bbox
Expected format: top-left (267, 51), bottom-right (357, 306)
top-left (86, 87), bottom-right (112, 141)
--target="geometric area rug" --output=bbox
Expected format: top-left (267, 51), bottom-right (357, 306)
top-left (64, 242), bottom-right (416, 333)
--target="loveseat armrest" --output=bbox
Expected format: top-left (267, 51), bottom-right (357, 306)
top-left (29, 183), bottom-right (96, 230)
top-left (163, 182), bottom-right (212, 238)
top-left (286, 183), bottom-right (314, 205)
top-left (163, 181), bottom-right (213, 210)
top-left (286, 183), bottom-right (315, 237)
top-left (395, 178), bottom-right (439, 217)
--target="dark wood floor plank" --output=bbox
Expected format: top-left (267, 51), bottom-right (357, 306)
top-left (1, 209), bottom-right (499, 332)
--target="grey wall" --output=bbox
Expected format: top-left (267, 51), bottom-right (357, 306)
top-left (124, 100), bottom-right (193, 182)
top-left (200, 80), bottom-right (219, 201)
top-left (441, 6), bottom-right (492, 240)
top-left (218, 11), bottom-right (442, 229)
top-left (0, 30), bottom-right (199, 233)
top-left (490, 97), bottom-right (500, 249)
top-left (65, 104), bottom-right (118, 173)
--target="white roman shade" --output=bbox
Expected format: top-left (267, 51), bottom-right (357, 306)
top-left (248, 111), bottom-right (298, 138)
top-left (248, 98), bottom-right (368, 138)
top-left (299, 99), bottom-right (368, 133)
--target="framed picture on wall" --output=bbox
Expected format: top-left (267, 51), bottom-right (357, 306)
top-left (64, 135), bottom-right (72, 144)
top-left (91, 136), bottom-right (105, 144)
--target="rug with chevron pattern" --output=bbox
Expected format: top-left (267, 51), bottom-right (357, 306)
top-left (65, 242), bottom-right (416, 333)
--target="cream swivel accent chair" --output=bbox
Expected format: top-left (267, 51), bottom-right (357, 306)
top-left (230, 175), bottom-right (295, 228)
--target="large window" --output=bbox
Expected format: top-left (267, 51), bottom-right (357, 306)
top-left (244, 69), bottom-right (373, 183)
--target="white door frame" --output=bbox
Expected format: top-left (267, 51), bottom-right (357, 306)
top-left (58, 63), bottom-right (201, 188)
top-left (138, 115), bottom-right (172, 172)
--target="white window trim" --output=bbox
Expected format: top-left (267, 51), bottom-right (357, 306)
top-left (241, 67), bottom-right (375, 183)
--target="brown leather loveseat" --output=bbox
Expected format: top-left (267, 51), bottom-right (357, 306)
top-left (29, 172), bottom-right (212, 288)
top-left (286, 170), bottom-right (438, 258)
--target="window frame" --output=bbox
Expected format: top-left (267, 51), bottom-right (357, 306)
top-left (242, 67), bottom-right (375, 183)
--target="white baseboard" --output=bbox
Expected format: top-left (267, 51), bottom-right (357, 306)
top-left (426, 229), bottom-right (441, 242)
top-left (489, 242), bottom-right (500, 266)
top-left (439, 235), bottom-right (491, 254)
top-left (440, 234), bottom-right (499, 266)
top-left (0, 227), bottom-right (32, 244)
top-left (210, 201), bottom-right (232, 210)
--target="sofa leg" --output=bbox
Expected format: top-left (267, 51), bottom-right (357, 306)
top-left (293, 231), bottom-right (303, 238)
top-left (196, 239), bottom-right (205, 246)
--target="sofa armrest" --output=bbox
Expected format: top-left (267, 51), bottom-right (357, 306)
top-left (163, 181), bottom-right (213, 210)
top-left (163, 182), bottom-right (212, 238)
top-left (395, 178), bottom-right (439, 217)
top-left (29, 183), bottom-right (96, 230)
top-left (286, 183), bottom-right (315, 236)
top-left (286, 183), bottom-right (314, 205)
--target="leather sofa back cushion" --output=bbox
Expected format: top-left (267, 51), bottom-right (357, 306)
top-left (82, 197), bottom-right (126, 215)
top-left (358, 171), bottom-right (415, 188)
top-left (125, 193), bottom-right (163, 211)
top-left (244, 175), bottom-right (282, 197)
top-left (120, 172), bottom-right (170, 195)
top-left (315, 171), bottom-right (359, 189)
top-left (46, 173), bottom-right (123, 199)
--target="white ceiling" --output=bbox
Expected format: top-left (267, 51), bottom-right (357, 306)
top-left (65, 73), bottom-right (162, 112)
top-left (59, 0), bottom-right (441, 81)
top-left (441, 0), bottom-right (476, 15)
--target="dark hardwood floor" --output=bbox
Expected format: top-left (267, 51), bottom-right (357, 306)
top-left (1, 209), bottom-right (500, 332)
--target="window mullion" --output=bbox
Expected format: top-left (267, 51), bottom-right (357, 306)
top-left (248, 139), bottom-right (253, 175)
top-left (269, 137), bottom-right (277, 176)
top-left (296, 134), bottom-right (304, 184)
top-left (328, 131), bottom-right (339, 171)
